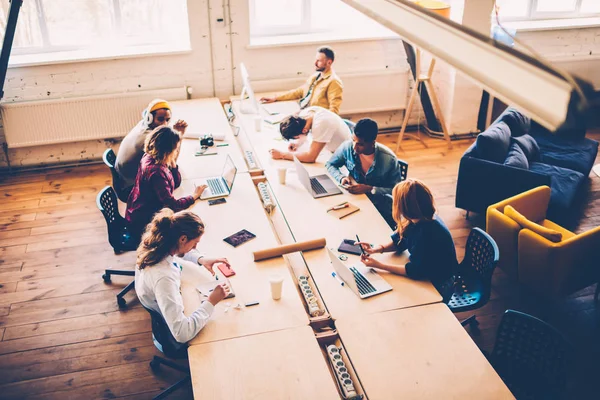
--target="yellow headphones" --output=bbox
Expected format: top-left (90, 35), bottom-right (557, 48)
top-left (142, 99), bottom-right (171, 127)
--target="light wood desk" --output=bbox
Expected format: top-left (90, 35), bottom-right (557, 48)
top-left (262, 167), bottom-right (441, 318)
top-left (188, 326), bottom-right (340, 400)
top-left (170, 98), bottom-right (248, 178)
top-left (336, 303), bottom-right (514, 399)
top-left (177, 173), bottom-right (308, 345)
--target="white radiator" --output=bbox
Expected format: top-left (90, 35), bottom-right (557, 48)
top-left (0, 87), bottom-right (189, 148)
top-left (245, 68), bottom-right (409, 115)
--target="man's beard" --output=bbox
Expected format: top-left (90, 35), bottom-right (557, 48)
top-left (316, 66), bottom-right (325, 72)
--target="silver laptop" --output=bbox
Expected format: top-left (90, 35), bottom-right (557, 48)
top-left (196, 155), bottom-right (237, 200)
top-left (327, 248), bottom-right (392, 299)
top-left (293, 156), bottom-right (342, 198)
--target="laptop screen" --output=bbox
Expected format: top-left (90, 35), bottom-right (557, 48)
top-left (222, 155), bottom-right (237, 191)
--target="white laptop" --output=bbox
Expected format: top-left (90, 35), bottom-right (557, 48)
top-left (195, 155), bottom-right (238, 200)
top-left (327, 248), bottom-right (392, 299)
top-left (293, 155), bottom-right (342, 198)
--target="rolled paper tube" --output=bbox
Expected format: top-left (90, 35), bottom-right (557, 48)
top-left (253, 238), bottom-right (326, 261)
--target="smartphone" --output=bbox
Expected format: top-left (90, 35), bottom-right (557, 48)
top-left (218, 263), bottom-right (236, 277)
top-left (208, 198), bottom-right (227, 206)
top-left (223, 229), bottom-right (257, 247)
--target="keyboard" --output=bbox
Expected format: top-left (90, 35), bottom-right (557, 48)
top-left (207, 178), bottom-right (226, 195)
top-left (349, 267), bottom-right (377, 295)
top-left (310, 178), bottom-right (327, 195)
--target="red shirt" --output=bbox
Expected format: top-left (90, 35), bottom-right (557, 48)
top-left (125, 154), bottom-right (194, 234)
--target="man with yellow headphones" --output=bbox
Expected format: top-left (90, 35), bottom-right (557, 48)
top-left (115, 99), bottom-right (188, 189)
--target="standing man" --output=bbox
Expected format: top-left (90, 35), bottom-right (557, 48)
top-left (260, 47), bottom-right (343, 114)
top-left (326, 118), bottom-right (405, 228)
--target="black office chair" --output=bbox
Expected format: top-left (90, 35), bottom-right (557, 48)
top-left (145, 306), bottom-right (191, 399)
top-left (490, 309), bottom-right (572, 400)
top-left (97, 185), bottom-right (139, 308)
top-left (448, 227), bottom-right (499, 329)
top-left (380, 159), bottom-right (409, 230)
top-left (103, 148), bottom-right (132, 202)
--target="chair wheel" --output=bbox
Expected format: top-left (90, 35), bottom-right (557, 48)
top-left (102, 274), bottom-right (111, 283)
top-left (150, 359), bottom-right (160, 372)
top-left (117, 297), bottom-right (127, 308)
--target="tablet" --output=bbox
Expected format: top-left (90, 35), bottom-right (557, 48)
top-left (223, 229), bottom-right (256, 247)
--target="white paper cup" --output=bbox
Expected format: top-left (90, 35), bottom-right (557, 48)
top-left (277, 167), bottom-right (287, 184)
top-left (269, 275), bottom-right (284, 300)
top-left (254, 116), bottom-right (262, 132)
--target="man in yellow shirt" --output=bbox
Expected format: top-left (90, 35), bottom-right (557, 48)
top-left (260, 47), bottom-right (343, 114)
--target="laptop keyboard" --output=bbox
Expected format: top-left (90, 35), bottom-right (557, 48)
top-left (350, 267), bottom-right (377, 295)
top-left (207, 178), bottom-right (226, 195)
top-left (310, 178), bottom-right (327, 195)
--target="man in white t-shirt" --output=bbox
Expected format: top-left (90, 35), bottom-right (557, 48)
top-left (269, 106), bottom-right (351, 163)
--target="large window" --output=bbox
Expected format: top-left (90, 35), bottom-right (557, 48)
top-left (0, 0), bottom-right (190, 65)
top-left (249, 0), bottom-right (395, 42)
top-left (496, 0), bottom-right (600, 21)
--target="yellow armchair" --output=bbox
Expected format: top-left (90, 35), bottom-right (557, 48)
top-left (487, 186), bottom-right (600, 297)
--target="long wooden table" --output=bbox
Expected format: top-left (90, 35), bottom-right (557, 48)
top-left (170, 98), bottom-right (248, 178)
top-left (177, 173), bottom-right (308, 345)
top-left (172, 97), bottom-right (511, 399)
top-left (231, 99), bottom-right (442, 318)
top-left (188, 326), bottom-right (340, 400)
top-left (336, 303), bottom-right (515, 399)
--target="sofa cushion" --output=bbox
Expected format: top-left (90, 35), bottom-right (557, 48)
top-left (495, 107), bottom-right (530, 137)
top-left (475, 121), bottom-right (511, 163)
top-left (504, 141), bottom-right (529, 169)
top-left (512, 134), bottom-right (540, 162)
top-left (504, 205), bottom-right (562, 242)
top-left (529, 162), bottom-right (585, 211)
top-left (532, 132), bottom-right (599, 176)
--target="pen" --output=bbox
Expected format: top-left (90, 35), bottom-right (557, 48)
top-left (331, 272), bottom-right (345, 286)
top-left (195, 152), bottom-right (218, 156)
top-left (326, 201), bottom-right (348, 212)
top-left (356, 234), bottom-right (367, 256)
top-left (216, 143), bottom-right (229, 147)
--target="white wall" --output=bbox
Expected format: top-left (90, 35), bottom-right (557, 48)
top-left (0, 0), bottom-right (598, 169)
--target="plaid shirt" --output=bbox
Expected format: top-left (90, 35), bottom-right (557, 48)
top-left (125, 154), bottom-right (194, 235)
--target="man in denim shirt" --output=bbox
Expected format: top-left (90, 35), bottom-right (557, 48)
top-left (326, 118), bottom-right (404, 228)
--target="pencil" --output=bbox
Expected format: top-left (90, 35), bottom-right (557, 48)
top-left (195, 152), bottom-right (218, 156)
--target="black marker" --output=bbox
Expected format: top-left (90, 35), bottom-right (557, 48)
top-left (356, 234), bottom-right (367, 256)
top-left (245, 301), bottom-right (259, 307)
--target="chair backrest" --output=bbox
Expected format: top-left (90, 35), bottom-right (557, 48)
top-left (491, 309), bottom-right (572, 399)
top-left (103, 148), bottom-right (116, 168)
top-left (103, 148), bottom-right (131, 202)
top-left (459, 227), bottom-right (499, 302)
top-left (397, 159), bottom-right (408, 182)
top-left (343, 118), bottom-right (355, 132)
top-left (143, 305), bottom-right (188, 359)
top-left (97, 186), bottom-right (126, 251)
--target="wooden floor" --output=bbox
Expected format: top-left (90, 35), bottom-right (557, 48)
top-left (0, 130), bottom-right (598, 399)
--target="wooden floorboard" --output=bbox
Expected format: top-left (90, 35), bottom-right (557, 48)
top-left (0, 131), bottom-right (597, 399)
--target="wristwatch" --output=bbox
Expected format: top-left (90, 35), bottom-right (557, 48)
top-left (370, 186), bottom-right (376, 195)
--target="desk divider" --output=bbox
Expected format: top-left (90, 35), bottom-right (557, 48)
top-left (246, 172), bottom-right (367, 400)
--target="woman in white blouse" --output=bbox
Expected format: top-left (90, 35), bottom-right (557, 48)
top-left (135, 208), bottom-right (229, 343)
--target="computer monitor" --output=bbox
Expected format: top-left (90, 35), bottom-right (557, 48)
top-left (239, 62), bottom-right (260, 115)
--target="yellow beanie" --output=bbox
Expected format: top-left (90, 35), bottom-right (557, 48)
top-left (148, 99), bottom-right (171, 113)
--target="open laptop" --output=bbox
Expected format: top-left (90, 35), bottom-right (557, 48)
top-left (196, 155), bottom-right (237, 200)
top-left (327, 248), bottom-right (392, 299)
top-left (293, 155), bottom-right (342, 198)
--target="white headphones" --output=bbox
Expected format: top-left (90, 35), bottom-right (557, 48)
top-left (142, 99), bottom-right (170, 128)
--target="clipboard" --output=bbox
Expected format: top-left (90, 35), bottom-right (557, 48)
top-left (327, 202), bottom-right (360, 219)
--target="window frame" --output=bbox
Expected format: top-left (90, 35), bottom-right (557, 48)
top-left (249, 0), bottom-right (312, 37)
top-left (4, 0), bottom-right (190, 61)
top-left (499, 0), bottom-right (600, 22)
